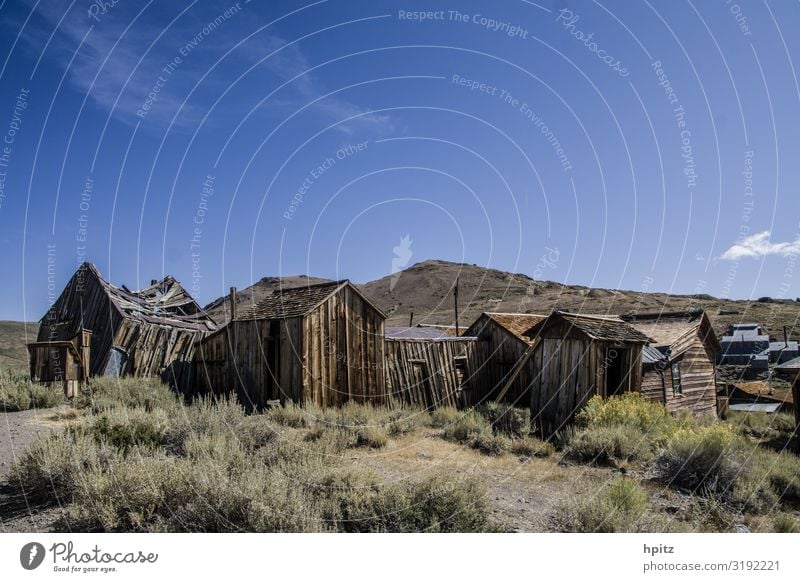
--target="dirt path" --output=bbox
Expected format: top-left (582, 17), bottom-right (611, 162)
top-left (0, 406), bottom-right (71, 532)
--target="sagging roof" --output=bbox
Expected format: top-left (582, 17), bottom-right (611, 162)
top-left (472, 312), bottom-right (547, 344)
top-left (385, 326), bottom-right (476, 341)
top-left (235, 280), bottom-right (386, 321)
top-left (79, 263), bottom-right (216, 332)
top-left (528, 311), bottom-right (652, 344)
top-left (621, 310), bottom-right (721, 354)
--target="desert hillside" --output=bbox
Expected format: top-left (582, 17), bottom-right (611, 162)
top-left (205, 260), bottom-right (800, 338)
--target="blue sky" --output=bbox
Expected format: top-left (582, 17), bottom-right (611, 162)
top-left (1, 0), bottom-right (800, 320)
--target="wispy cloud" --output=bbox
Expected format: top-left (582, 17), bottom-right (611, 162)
top-left (11, 1), bottom-right (397, 134)
top-left (721, 231), bottom-right (800, 260)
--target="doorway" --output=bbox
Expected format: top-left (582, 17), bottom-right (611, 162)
top-left (605, 347), bottom-right (629, 397)
top-left (410, 361), bottom-right (435, 409)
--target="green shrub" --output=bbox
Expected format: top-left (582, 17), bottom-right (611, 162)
top-left (264, 402), bottom-right (311, 428)
top-left (478, 402), bottom-right (531, 438)
top-left (653, 424), bottom-right (748, 500)
top-left (774, 515), bottom-right (800, 533)
top-left (429, 406), bottom-right (460, 428)
top-left (566, 425), bottom-right (652, 466)
top-left (469, 430), bottom-right (510, 456)
top-left (728, 412), bottom-right (797, 441)
top-left (553, 477), bottom-right (648, 532)
top-left (757, 451), bottom-right (800, 505)
top-left (509, 436), bottom-right (555, 458)
top-left (385, 408), bottom-right (420, 435)
top-left (77, 376), bottom-right (178, 413)
top-left (441, 409), bottom-right (490, 443)
top-left (87, 407), bottom-right (169, 452)
top-left (8, 431), bottom-right (113, 501)
top-left (577, 393), bottom-right (677, 441)
top-left (342, 474), bottom-right (491, 533)
top-left (0, 370), bottom-right (64, 411)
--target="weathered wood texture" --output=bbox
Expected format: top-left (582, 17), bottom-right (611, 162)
top-left (625, 311), bottom-right (719, 417)
top-left (525, 313), bottom-right (647, 437)
top-left (384, 337), bottom-right (484, 409)
top-left (195, 281), bottom-right (386, 408)
top-left (32, 263), bottom-right (215, 392)
top-left (464, 313), bottom-right (546, 408)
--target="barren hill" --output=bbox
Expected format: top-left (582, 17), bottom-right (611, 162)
top-left (205, 259), bottom-right (800, 338)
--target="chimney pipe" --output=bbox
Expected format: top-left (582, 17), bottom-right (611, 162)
top-left (230, 287), bottom-right (237, 321)
top-left (784, 326), bottom-right (789, 348)
top-left (408, 312), bottom-right (414, 327)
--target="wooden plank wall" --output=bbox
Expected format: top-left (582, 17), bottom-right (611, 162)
top-left (37, 265), bottom-right (207, 392)
top-left (664, 335), bottom-right (717, 417)
top-left (384, 338), bottom-right (482, 409)
top-left (640, 365), bottom-right (670, 404)
top-left (37, 267), bottom-right (123, 376)
top-left (195, 286), bottom-right (387, 408)
top-left (529, 331), bottom-right (644, 437)
top-left (467, 316), bottom-right (534, 407)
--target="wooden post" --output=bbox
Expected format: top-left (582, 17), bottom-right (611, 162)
top-left (454, 277), bottom-right (460, 336)
top-left (793, 375), bottom-right (800, 453)
top-left (230, 287), bottom-right (237, 321)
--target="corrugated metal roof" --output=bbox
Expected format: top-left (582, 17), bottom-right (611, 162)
top-left (642, 345), bottom-right (668, 365)
top-left (385, 327), bottom-right (475, 341)
top-left (729, 403), bottom-right (783, 413)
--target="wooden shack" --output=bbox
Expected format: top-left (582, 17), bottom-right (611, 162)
top-left (464, 313), bottom-right (547, 406)
top-left (195, 280), bottom-right (386, 408)
top-left (27, 329), bottom-right (91, 397)
top-left (774, 357), bottom-right (800, 446)
top-left (622, 310), bottom-right (720, 417)
top-left (30, 262), bottom-right (216, 393)
top-left (384, 327), bottom-right (483, 409)
top-left (522, 311), bottom-right (651, 436)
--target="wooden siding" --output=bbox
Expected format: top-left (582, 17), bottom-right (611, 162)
top-left (527, 318), bottom-right (644, 437)
top-left (465, 314), bottom-right (536, 407)
top-left (195, 283), bottom-right (386, 408)
top-left (385, 338), bottom-right (483, 409)
top-left (35, 263), bottom-right (213, 392)
top-left (665, 336), bottom-right (717, 416)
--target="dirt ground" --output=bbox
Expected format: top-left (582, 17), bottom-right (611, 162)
top-left (0, 412), bottom-right (794, 533)
top-left (0, 406), bottom-right (72, 532)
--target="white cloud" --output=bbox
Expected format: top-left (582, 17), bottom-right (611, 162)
top-left (12, 1), bottom-right (396, 135)
top-left (721, 231), bottom-right (800, 260)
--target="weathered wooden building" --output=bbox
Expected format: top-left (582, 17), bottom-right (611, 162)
top-left (522, 311), bottom-right (651, 436)
top-left (622, 310), bottom-right (720, 417)
top-left (384, 327), bottom-right (483, 409)
top-left (29, 262), bottom-right (216, 393)
top-left (464, 313), bottom-right (546, 406)
top-left (774, 357), bottom-right (800, 444)
top-left (27, 329), bottom-right (92, 397)
top-left (195, 280), bottom-right (386, 408)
